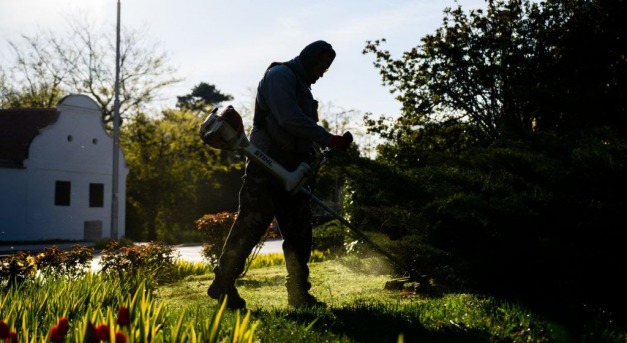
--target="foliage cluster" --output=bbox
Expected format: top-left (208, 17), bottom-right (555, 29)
top-left (312, 218), bottom-right (358, 257)
top-left (354, 0), bottom-right (627, 321)
top-left (195, 211), bottom-right (280, 268)
top-left (36, 245), bottom-right (93, 279)
top-left (0, 244), bottom-right (93, 287)
top-left (0, 241), bottom-right (185, 291)
top-left (345, 132), bottom-right (627, 311)
top-left (0, 18), bottom-right (179, 126)
top-left (195, 211), bottom-right (237, 265)
top-left (122, 110), bottom-right (244, 242)
top-left (364, 0), bottom-right (627, 162)
top-left (176, 82), bottom-right (233, 113)
top-left (98, 240), bottom-right (180, 288)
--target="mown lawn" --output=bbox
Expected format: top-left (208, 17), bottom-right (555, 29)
top-left (2, 244), bottom-right (626, 342)
top-left (155, 255), bottom-right (627, 342)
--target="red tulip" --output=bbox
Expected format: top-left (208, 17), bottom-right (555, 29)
top-left (57, 317), bottom-right (70, 336)
top-left (0, 321), bottom-right (8, 339)
top-left (94, 324), bottom-right (110, 341)
top-left (49, 325), bottom-right (64, 342)
top-left (116, 306), bottom-right (130, 326)
top-left (115, 331), bottom-right (127, 343)
top-left (5, 331), bottom-right (17, 343)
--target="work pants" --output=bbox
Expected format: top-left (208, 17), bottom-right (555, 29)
top-left (216, 162), bottom-right (314, 291)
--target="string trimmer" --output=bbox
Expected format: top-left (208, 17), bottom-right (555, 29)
top-left (199, 106), bottom-right (432, 291)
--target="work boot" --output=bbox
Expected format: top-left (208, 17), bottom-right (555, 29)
top-left (286, 281), bottom-right (326, 308)
top-left (287, 290), bottom-right (326, 309)
top-left (207, 268), bottom-right (246, 310)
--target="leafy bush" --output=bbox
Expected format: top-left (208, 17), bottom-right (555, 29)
top-left (94, 236), bottom-right (135, 250)
top-left (196, 212), bottom-right (237, 266)
top-left (0, 245), bottom-right (93, 287)
top-left (312, 219), bottom-right (348, 256)
top-left (344, 132), bottom-right (627, 316)
top-left (99, 240), bottom-right (179, 287)
top-left (36, 245), bottom-right (93, 278)
top-left (0, 251), bottom-right (37, 287)
top-left (196, 212), bottom-right (279, 267)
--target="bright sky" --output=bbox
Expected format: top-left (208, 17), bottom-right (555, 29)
top-left (0, 0), bottom-right (486, 123)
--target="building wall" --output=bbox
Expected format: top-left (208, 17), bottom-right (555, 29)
top-left (0, 94), bottom-right (128, 242)
top-left (0, 168), bottom-right (28, 241)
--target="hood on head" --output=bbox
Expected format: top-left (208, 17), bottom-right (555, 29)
top-left (299, 40), bottom-right (335, 72)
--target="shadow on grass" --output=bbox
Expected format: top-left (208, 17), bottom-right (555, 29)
top-left (253, 306), bottom-right (490, 343)
top-left (328, 307), bottom-right (489, 343)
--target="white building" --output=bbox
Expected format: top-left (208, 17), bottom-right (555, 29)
top-left (0, 94), bottom-right (128, 242)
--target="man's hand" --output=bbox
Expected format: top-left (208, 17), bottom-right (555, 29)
top-left (327, 132), bottom-right (352, 151)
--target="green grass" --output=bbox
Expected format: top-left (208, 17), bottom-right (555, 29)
top-left (156, 254), bottom-right (627, 342)
top-left (0, 272), bottom-right (256, 342)
top-left (2, 249), bottom-right (625, 342)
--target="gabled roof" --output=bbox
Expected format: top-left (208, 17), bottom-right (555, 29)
top-left (0, 108), bottom-right (60, 168)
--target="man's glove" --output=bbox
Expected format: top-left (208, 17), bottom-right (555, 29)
top-left (327, 133), bottom-right (351, 151)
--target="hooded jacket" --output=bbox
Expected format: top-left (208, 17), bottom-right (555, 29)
top-left (250, 56), bottom-right (333, 166)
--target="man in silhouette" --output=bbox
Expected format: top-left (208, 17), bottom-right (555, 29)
top-left (207, 40), bottom-right (351, 309)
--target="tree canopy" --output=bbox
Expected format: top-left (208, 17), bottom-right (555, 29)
top-left (354, 0), bottom-right (627, 318)
top-left (122, 108), bottom-right (243, 241)
top-left (0, 17), bottom-right (180, 125)
top-left (176, 82), bottom-right (233, 113)
top-left (363, 0), bottom-right (627, 167)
